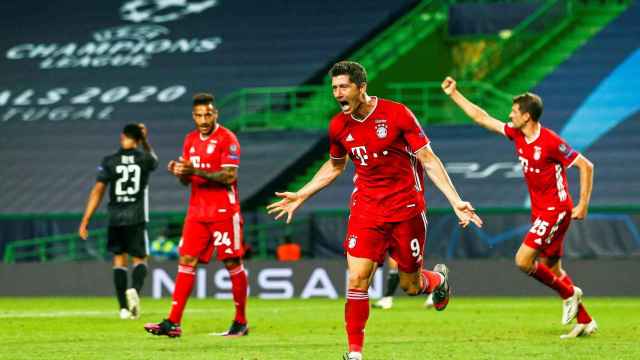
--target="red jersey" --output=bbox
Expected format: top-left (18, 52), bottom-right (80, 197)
top-left (328, 97), bottom-right (430, 222)
top-left (504, 123), bottom-right (579, 213)
top-left (181, 125), bottom-right (241, 222)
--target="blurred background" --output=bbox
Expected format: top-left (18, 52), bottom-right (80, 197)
top-left (0, 0), bottom-right (638, 296)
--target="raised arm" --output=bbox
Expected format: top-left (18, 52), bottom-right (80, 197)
top-left (138, 123), bottom-right (159, 166)
top-left (442, 77), bottom-right (506, 136)
top-left (78, 182), bottom-right (107, 240)
top-left (570, 154), bottom-right (594, 220)
top-left (267, 157), bottom-right (348, 223)
top-left (416, 145), bottom-right (482, 228)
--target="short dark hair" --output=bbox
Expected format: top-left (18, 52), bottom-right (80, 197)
top-left (122, 123), bottom-right (143, 142)
top-left (329, 61), bottom-right (367, 87)
top-left (513, 93), bottom-right (543, 121)
top-left (193, 93), bottom-right (215, 107)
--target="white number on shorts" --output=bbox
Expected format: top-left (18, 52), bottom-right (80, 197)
top-left (530, 218), bottom-right (549, 236)
top-left (410, 238), bottom-right (421, 258)
top-left (213, 231), bottom-right (231, 246)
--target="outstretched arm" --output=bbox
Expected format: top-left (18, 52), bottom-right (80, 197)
top-left (442, 77), bottom-right (506, 136)
top-left (570, 155), bottom-right (594, 220)
top-left (416, 145), bottom-right (482, 228)
top-left (78, 182), bottom-right (107, 240)
top-left (267, 157), bottom-right (348, 223)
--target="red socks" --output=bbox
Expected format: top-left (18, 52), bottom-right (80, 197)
top-left (420, 270), bottom-right (443, 294)
top-left (345, 289), bottom-right (369, 353)
top-left (229, 264), bottom-right (248, 325)
top-left (530, 262), bottom-right (575, 299)
top-left (168, 264), bottom-right (196, 324)
top-left (559, 274), bottom-right (592, 324)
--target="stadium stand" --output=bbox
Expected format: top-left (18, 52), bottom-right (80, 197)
top-left (0, 0), bottom-right (418, 214)
top-left (2, 0), bottom-right (638, 261)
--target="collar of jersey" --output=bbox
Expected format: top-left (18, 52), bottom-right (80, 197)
top-left (199, 124), bottom-right (220, 141)
top-left (350, 96), bottom-right (378, 123)
top-left (524, 123), bottom-right (541, 144)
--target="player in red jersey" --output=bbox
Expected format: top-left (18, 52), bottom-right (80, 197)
top-left (267, 61), bottom-right (482, 360)
top-left (144, 93), bottom-right (249, 338)
top-left (442, 77), bottom-right (597, 339)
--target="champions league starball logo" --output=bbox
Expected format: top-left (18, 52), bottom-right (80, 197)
top-left (121, 0), bottom-right (218, 23)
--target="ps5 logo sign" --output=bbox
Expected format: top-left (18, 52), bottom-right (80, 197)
top-left (446, 162), bottom-right (523, 179)
top-left (121, 0), bottom-right (218, 23)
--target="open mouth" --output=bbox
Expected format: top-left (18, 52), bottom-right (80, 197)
top-left (338, 100), bottom-right (350, 112)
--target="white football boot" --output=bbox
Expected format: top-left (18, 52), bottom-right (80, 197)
top-left (560, 319), bottom-right (598, 339)
top-left (561, 286), bottom-right (583, 325)
top-left (424, 293), bottom-right (434, 309)
top-left (119, 308), bottom-right (132, 320)
top-left (343, 352), bottom-right (363, 360)
top-left (126, 288), bottom-right (140, 319)
top-left (372, 296), bottom-right (393, 310)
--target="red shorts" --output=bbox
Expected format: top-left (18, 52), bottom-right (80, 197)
top-left (523, 209), bottom-right (571, 258)
top-left (344, 212), bottom-right (427, 273)
top-left (180, 214), bottom-right (244, 264)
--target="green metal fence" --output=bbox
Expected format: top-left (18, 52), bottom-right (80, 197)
top-left (387, 81), bottom-right (513, 124)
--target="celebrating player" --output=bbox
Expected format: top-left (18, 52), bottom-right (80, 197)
top-left (268, 61), bottom-right (482, 360)
top-left (442, 76), bottom-right (597, 338)
top-left (144, 93), bottom-right (249, 338)
top-left (79, 123), bottom-right (158, 319)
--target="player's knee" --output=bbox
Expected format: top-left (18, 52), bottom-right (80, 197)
top-left (223, 258), bottom-right (241, 270)
top-left (179, 255), bottom-right (198, 266)
top-left (347, 272), bottom-right (371, 290)
top-left (399, 277), bottom-right (421, 296)
top-left (514, 256), bottom-right (533, 273)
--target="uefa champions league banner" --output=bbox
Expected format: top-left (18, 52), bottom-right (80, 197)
top-left (0, 0), bottom-right (226, 124)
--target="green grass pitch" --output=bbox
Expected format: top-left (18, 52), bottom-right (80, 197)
top-left (2, 297), bottom-right (638, 359)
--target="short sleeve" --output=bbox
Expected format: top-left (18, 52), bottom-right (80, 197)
top-left (504, 123), bottom-right (518, 141)
top-left (398, 105), bottom-right (429, 153)
top-left (96, 157), bottom-right (111, 183)
top-left (221, 134), bottom-right (241, 168)
top-left (547, 132), bottom-right (579, 167)
top-left (181, 134), bottom-right (191, 161)
top-left (328, 117), bottom-right (347, 159)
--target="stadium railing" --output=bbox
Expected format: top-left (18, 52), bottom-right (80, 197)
top-left (217, 80), bottom-right (512, 129)
top-left (387, 81), bottom-right (513, 124)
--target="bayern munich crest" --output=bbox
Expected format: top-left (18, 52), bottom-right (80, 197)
top-left (375, 123), bottom-right (388, 139)
top-left (533, 146), bottom-right (542, 160)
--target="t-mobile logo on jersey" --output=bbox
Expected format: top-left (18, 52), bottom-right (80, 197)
top-left (351, 146), bottom-right (369, 166)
